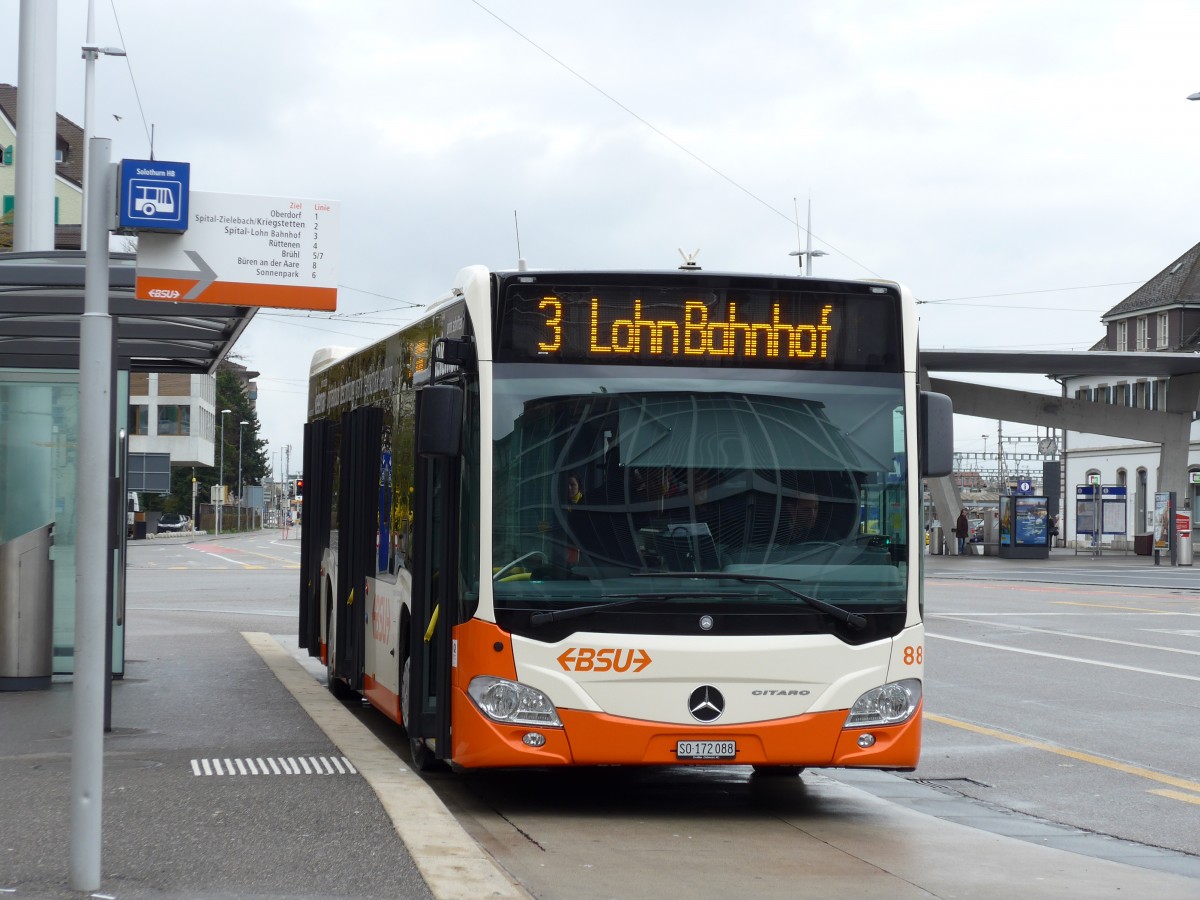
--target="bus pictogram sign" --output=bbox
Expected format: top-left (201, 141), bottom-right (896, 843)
top-left (118, 159), bottom-right (190, 233)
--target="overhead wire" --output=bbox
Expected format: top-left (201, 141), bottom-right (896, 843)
top-left (919, 281), bottom-right (1145, 305)
top-left (466, 0), bottom-right (1174, 317)
top-left (109, 0), bottom-right (1149, 326)
top-left (466, 0), bottom-right (883, 277)
top-left (107, 0), bottom-right (153, 155)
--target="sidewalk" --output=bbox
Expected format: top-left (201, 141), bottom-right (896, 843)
top-left (923, 543), bottom-right (1196, 579)
top-left (0, 627), bottom-right (442, 899)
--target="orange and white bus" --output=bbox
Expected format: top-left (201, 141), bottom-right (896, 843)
top-left (299, 266), bottom-right (952, 773)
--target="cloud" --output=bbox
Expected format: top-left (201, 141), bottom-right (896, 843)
top-left (6, 0), bottom-right (1200, 461)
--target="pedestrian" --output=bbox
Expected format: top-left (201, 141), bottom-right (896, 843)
top-left (562, 472), bottom-right (585, 566)
top-left (955, 509), bottom-right (970, 555)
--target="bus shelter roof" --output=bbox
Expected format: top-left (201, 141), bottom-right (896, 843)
top-left (0, 250), bottom-right (256, 374)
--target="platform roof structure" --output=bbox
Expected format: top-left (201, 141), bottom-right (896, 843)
top-left (0, 251), bottom-right (256, 374)
top-left (921, 348), bottom-right (1200, 380)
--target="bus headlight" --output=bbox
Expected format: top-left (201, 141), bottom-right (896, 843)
top-left (468, 676), bottom-right (563, 727)
top-left (844, 679), bottom-right (921, 727)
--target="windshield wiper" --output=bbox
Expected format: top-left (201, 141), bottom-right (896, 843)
top-left (528, 592), bottom-right (742, 627)
top-left (628, 572), bottom-right (867, 630)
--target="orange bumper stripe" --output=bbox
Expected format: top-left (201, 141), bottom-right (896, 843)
top-left (449, 695), bottom-right (923, 770)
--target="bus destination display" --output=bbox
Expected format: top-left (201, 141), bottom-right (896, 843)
top-left (496, 282), bottom-right (901, 370)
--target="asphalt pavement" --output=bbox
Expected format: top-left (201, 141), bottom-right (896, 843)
top-left (1, 537), bottom-right (1198, 898)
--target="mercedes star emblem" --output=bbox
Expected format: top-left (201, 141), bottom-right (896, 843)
top-left (688, 685), bottom-right (725, 723)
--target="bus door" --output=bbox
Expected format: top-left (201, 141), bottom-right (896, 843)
top-left (299, 419), bottom-right (335, 657)
top-left (406, 384), bottom-right (462, 762)
top-left (330, 406), bottom-right (383, 689)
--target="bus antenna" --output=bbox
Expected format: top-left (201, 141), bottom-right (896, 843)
top-left (514, 211), bottom-right (528, 271)
top-left (678, 248), bottom-right (701, 271)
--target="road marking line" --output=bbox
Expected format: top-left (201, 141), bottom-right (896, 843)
top-left (933, 615), bottom-right (1200, 657)
top-left (189, 756), bottom-right (356, 776)
top-left (1053, 600), bottom-right (1197, 615)
top-left (185, 546), bottom-right (263, 568)
top-left (925, 713), bottom-right (1200, 794)
top-left (1149, 789), bottom-right (1200, 805)
top-left (926, 581), bottom-right (1086, 594)
top-left (926, 633), bottom-right (1200, 682)
top-left (212, 546), bottom-right (302, 565)
top-left (926, 581), bottom-right (1200, 601)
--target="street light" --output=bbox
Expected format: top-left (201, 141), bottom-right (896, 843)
top-left (217, 408), bottom-right (231, 536)
top-left (237, 420), bottom-right (248, 532)
top-left (789, 196), bottom-right (828, 275)
top-left (81, 0), bottom-right (126, 249)
top-left (788, 249), bottom-right (828, 274)
top-left (272, 449), bottom-right (280, 527)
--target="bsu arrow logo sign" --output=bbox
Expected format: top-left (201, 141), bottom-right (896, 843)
top-left (137, 250), bottom-right (218, 301)
top-left (557, 647), bottom-right (653, 673)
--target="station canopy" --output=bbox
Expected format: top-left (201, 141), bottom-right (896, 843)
top-left (0, 251), bottom-right (256, 374)
top-left (921, 348), bottom-right (1200, 379)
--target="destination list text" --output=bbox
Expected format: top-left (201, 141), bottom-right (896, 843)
top-left (193, 209), bottom-right (311, 280)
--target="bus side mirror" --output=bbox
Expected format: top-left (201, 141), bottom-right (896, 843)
top-left (418, 384), bottom-right (463, 458)
top-left (919, 391), bottom-right (954, 478)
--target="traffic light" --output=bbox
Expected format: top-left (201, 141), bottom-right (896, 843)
top-left (296, 478), bottom-right (304, 496)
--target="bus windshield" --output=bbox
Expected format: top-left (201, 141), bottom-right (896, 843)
top-left (491, 365), bottom-right (909, 631)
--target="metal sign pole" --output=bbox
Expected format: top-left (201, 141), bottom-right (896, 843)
top-left (71, 136), bottom-right (113, 892)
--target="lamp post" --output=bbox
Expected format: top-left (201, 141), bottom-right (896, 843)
top-left (237, 420), bottom-right (248, 532)
top-left (70, 6), bottom-right (123, 877)
top-left (217, 408), bottom-right (231, 535)
top-left (80, 34), bottom-right (125, 246)
top-left (789, 249), bottom-right (828, 274)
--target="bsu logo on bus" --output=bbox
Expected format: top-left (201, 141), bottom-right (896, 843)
top-left (557, 647), bottom-right (652, 673)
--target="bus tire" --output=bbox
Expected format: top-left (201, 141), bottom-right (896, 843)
top-left (751, 765), bottom-right (804, 777)
top-left (400, 654), bottom-right (440, 772)
top-left (325, 581), bottom-right (354, 700)
top-left (326, 653), bottom-right (355, 701)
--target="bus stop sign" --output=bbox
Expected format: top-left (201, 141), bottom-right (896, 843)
top-left (118, 159), bottom-right (190, 232)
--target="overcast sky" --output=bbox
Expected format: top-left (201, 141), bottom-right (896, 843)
top-left (6, 0), bottom-right (1200, 475)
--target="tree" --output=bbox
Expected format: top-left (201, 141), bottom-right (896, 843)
top-left (143, 366), bottom-right (269, 514)
top-left (212, 367), bottom-right (269, 501)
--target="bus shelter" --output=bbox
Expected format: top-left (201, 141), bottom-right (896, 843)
top-left (0, 251), bottom-right (255, 684)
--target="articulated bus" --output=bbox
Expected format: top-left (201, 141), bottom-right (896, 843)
top-left (299, 266), bottom-right (953, 773)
